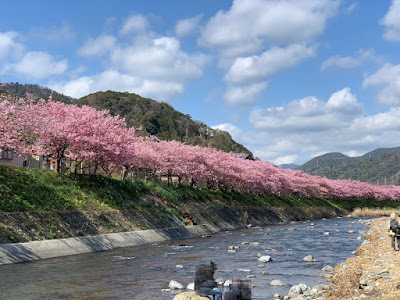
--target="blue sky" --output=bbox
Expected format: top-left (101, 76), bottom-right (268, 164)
top-left (1, 0), bottom-right (400, 165)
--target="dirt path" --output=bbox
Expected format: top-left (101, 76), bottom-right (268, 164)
top-left (327, 217), bottom-right (400, 300)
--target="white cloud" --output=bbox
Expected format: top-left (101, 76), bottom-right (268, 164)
top-left (380, 0), bottom-right (400, 42)
top-left (321, 49), bottom-right (381, 70)
top-left (120, 14), bottom-right (149, 35)
top-left (175, 15), bottom-right (203, 37)
top-left (199, 0), bottom-right (340, 58)
top-left (211, 123), bottom-right (243, 138)
top-left (4, 51), bottom-right (67, 79)
top-left (0, 31), bottom-right (24, 60)
top-left (229, 87), bottom-right (400, 164)
top-left (78, 35), bottom-right (116, 57)
top-left (226, 87), bottom-right (388, 164)
top-left (51, 69), bottom-right (184, 100)
top-left (250, 87), bottom-right (362, 131)
top-left (52, 15), bottom-right (210, 101)
top-left (51, 76), bottom-right (93, 98)
top-left (351, 107), bottom-right (400, 131)
top-left (111, 37), bottom-right (208, 81)
top-left (225, 44), bottom-right (316, 84)
top-left (274, 155), bottom-right (299, 165)
top-left (224, 81), bottom-right (268, 105)
top-left (363, 63), bottom-right (400, 107)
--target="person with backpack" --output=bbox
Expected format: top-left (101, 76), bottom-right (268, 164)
top-left (389, 212), bottom-right (400, 251)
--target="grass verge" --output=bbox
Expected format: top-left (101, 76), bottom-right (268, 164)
top-left (2, 165), bottom-right (400, 213)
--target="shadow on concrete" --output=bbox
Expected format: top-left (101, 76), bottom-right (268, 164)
top-left (0, 243), bottom-right (41, 264)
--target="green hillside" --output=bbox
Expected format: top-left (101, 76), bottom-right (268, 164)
top-left (0, 82), bottom-right (73, 103)
top-left (76, 90), bottom-right (252, 155)
top-left (298, 147), bottom-right (400, 185)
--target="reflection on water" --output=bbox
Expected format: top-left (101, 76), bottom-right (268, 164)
top-left (0, 217), bottom-right (368, 300)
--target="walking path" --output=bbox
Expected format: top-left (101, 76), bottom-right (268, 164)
top-left (327, 217), bottom-right (400, 300)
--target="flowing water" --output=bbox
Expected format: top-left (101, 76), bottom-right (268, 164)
top-left (0, 217), bottom-right (369, 300)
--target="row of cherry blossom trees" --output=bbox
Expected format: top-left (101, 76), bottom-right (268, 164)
top-left (1, 95), bottom-right (400, 201)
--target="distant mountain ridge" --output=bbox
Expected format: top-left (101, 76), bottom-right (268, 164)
top-left (0, 82), bottom-right (74, 103)
top-left (298, 147), bottom-right (400, 185)
top-left (279, 163), bottom-right (300, 169)
top-left (0, 83), bottom-right (252, 156)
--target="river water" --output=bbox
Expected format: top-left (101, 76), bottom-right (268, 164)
top-left (0, 217), bottom-right (369, 300)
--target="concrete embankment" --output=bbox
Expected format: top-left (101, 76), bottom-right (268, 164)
top-left (0, 205), bottom-right (344, 265)
top-left (0, 223), bottom-right (226, 265)
top-left (327, 217), bottom-right (400, 300)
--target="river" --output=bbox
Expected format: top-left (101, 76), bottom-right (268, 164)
top-left (0, 217), bottom-right (369, 300)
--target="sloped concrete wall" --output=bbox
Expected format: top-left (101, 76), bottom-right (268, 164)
top-left (0, 223), bottom-right (231, 265)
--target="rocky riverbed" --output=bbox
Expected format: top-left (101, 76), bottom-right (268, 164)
top-left (0, 217), bottom-right (369, 299)
top-left (327, 217), bottom-right (400, 300)
top-left (173, 217), bottom-right (400, 300)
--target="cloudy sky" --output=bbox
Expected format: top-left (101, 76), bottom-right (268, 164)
top-left (1, 0), bottom-right (400, 165)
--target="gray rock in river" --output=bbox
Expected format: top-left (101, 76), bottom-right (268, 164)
top-left (288, 283), bottom-right (310, 298)
top-left (322, 265), bottom-right (333, 272)
top-left (303, 255), bottom-right (317, 262)
top-left (271, 280), bottom-right (286, 286)
top-left (258, 255), bottom-right (272, 262)
top-left (169, 280), bottom-right (184, 289)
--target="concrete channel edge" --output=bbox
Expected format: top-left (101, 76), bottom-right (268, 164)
top-left (0, 223), bottom-right (240, 265)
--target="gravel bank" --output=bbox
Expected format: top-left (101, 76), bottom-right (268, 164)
top-left (327, 217), bottom-right (400, 300)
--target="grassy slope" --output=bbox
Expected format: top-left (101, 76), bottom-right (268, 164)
top-left (1, 165), bottom-right (400, 244)
top-left (2, 165), bottom-right (400, 213)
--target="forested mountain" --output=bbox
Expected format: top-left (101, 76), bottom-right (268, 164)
top-left (0, 82), bottom-right (73, 103)
top-left (76, 91), bottom-right (252, 155)
top-left (0, 83), bottom-right (252, 155)
top-left (298, 147), bottom-right (400, 185)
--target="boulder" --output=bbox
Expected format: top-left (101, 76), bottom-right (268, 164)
top-left (271, 280), bottom-right (285, 286)
top-left (303, 255), bottom-right (317, 262)
top-left (258, 255), bottom-right (272, 262)
top-left (322, 265), bottom-right (333, 272)
top-left (288, 283), bottom-right (309, 298)
top-left (224, 280), bottom-right (232, 287)
top-left (169, 280), bottom-right (184, 290)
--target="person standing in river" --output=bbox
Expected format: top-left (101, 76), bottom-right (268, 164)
top-left (389, 212), bottom-right (400, 251)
